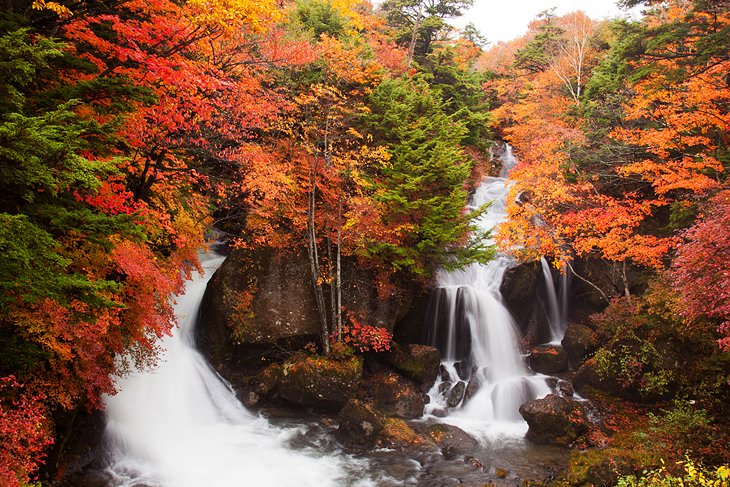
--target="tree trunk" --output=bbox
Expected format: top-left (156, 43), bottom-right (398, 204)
top-left (336, 195), bottom-right (343, 341)
top-left (307, 160), bottom-right (330, 354)
top-left (406, 6), bottom-right (422, 67)
top-left (621, 260), bottom-right (631, 302)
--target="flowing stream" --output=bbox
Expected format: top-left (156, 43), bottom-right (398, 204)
top-left (103, 252), bottom-right (370, 487)
top-left (423, 143), bottom-right (551, 438)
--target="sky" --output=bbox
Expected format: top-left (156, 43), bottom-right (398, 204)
top-left (451, 0), bottom-right (644, 43)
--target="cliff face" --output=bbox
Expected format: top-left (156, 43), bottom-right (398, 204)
top-left (197, 247), bottom-right (413, 370)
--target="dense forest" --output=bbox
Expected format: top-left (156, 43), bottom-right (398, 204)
top-left (0, 0), bottom-right (727, 485)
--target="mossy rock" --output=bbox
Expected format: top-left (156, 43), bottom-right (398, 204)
top-left (337, 399), bottom-right (386, 446)
top-left (375, 418), bottom-right (433, 451)
top-left (519, 394), bottom-right (589, 447)
top-left (529, 345), bottom-right (569, 374)
top-left (562, 323), bottom-right (598, 367)
top-left (278, 355), bottom-right (363, 409)
top-left (384, 343), bottom-right (440, 386)
top-left (358, 372), bottom-right (425, 419)
top-left (564, 447), bottom-right (652, 486)
top-left (417, 423), bottom-right (479, 459)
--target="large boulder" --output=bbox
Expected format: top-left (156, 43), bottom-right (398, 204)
top-left (199, 248), bottom-right (414, 371)
top-left (336, 399), bottom-right (386, 446)
top-left (375, 418), bottom-right (435, 452)
top-left (572, 356), bottom-right (624, 398)
top-left (384, 343), bottom-right (440, 386)
top-left (561, 323), bottom-right (598, 366)
top-left (358, 372), bottom-right (425, 419)
top-left (198, 248), bottom-right (320, 367)
top-left (278, 355), bottom-right (363, 409)
top-left (500, 261), bottom-right (541, 332)
top-left (446, 381), bottom-right (466, 407)
top-left (414, 423), bottom-right (479, 459)
top-left (528, 345), bottom-right (569, 374)
top-left (519, 394), bottom-right (589, 446)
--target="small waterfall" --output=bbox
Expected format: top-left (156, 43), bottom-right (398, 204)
top-left (540, 257), bottom-right (567, 343)
top-left (424, 143), bottom-right (550, 438)
top-left (103, 252), bottom-right (367, 487)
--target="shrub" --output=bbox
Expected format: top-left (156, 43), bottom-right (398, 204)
top-left (337, 315), bottom-right (392, 353)
top-left (617, 458), bottom-right (730, 487)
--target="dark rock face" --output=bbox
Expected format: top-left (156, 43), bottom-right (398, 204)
top-left (528, 345), bottom-right (569, 374)
top-left (519, 394), bottom-right (589, 447)
top-left (199, 248), bottom-right (412, 369)
top-left (198, 248), bottom-right (320, 367)
top-left (384, 343), bottom-right (440, 386)
top-left (278, 355), bottom-right (363, 409)
top-left (463, 378), bottom-right (479, 405)
top-left (561, 323), bottom-right (598, 366)
top-left (446, 381), bottom-right (466, 407)
top-left (337, 399), bottom-right (386, 446)
top-left (359, 372), bottom-right (425, 419)
top-left (453, 361), bottom-right (469, 381)
top-left (500, 261), bottom-right (541, 331)
top-left (240, 364), bottom-right (283, 407)
top-left (558, 380), bottom-right (574, 397)
top-left (423, 287), bottom-right (473, 362)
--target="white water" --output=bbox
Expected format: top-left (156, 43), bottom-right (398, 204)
top-left (103, 252), bottom-right (370, 487)
top-left (424, 144), bottom-right (550, 439)
top-left (540, 256), bottom-right (570, 344)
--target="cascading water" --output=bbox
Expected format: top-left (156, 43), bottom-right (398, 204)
top-left (103, 251), bottom-right (370, 487)
top-left (424, 143), bottom-right (550, 437)
top-left (540, 257), bottom-right (567, 344)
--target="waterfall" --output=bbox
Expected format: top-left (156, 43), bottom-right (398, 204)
top-left (103, 251), bottom-right (368, 487)
top-left (540, 257), bottom-right (568, 343)
top-left (424, 143), bottom-right (550, 438)
top-left (539, 256), bottom-right (570, 344)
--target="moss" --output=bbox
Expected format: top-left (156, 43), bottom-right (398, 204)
top-left (377, 418), bottom-right (428, 447)
top-left (563, 447), bottom-right (657, 486)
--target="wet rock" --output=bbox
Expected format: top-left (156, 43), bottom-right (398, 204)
top-left (241, 363), bottom-right (282, 406)
top-left (439, 364), bottom-right (450, 382)
top-left (278, 355), bottom-right (363, 409)
top-left (558, 380), bottom-right (574, 397)
top-left (359, 372), bottom-right (425, 419)
top-left (385, 343), bottom-right (440, 386)
top-left (561, 323), bottom-right (598, 366)
top-left (337, 399), bottom-right (386, 446)
top-left (464, 456), bottom-right (484, 470)
top-left (446, 381), bottom-right (466, 407)
top-left (375, 418), bottom-right (434, 451)
top-left (431, 407), bottom-right (448, 418)
top-left (60, 470), bottom-right (115, 487)
top-left (424, 288), bottom-right (473, 360)
top-left (463, 378), bottom-right (479, 405)
top-left (417, 423), bottom-right (479, 459)
top-left (528, 345), bottom-right (569, 374)
top-left (454, 361), bottom-right (469, 381)
top-left (545, 377), bottom-right (559, 389)
top-left (519, 394), bottom-right (589, 447)
top-left (500, 262), bottom-right (541, 330)
top-left (439, 381), bottom-right (452, 394)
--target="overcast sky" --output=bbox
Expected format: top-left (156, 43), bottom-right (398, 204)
top-left (451, 0), bottom-right (643, 43)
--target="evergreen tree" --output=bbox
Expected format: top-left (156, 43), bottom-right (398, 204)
top-left (363, 76), bottom-right (492, 277)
